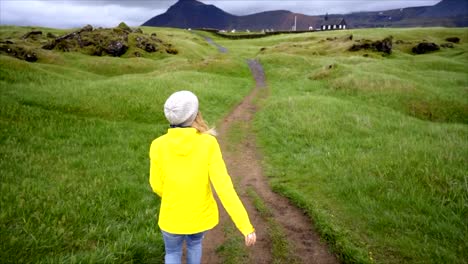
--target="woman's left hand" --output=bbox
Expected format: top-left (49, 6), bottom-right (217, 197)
top-left (245, 232), bottom-right (256, 246)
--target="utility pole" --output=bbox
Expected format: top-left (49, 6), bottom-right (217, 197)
top-left (293, 15), bottom-right (297, 31)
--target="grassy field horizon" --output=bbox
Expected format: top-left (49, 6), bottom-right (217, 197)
top-left (1, 25), bottom-right (467, 263)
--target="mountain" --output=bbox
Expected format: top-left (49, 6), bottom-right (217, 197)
top-left (422, 0), bottom-right (468, 17)
top-left (142, 0), bottom-right (235, 29)
top-left (342, 0), bottom-right (468, 28)
top-left (142, 0), bottom-right (468, 30)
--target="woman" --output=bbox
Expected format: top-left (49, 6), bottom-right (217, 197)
top-left (149, 90), bottom-right (256, 264)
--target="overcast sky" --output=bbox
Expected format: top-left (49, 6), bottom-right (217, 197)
top-left (0, 0), bottom-right (441, 29)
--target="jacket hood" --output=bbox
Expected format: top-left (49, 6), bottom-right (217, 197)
top-left (166, 128), bottom-right (198, 156)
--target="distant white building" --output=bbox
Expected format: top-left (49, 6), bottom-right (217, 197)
top-left (320, 17), bottom-right (348, 31)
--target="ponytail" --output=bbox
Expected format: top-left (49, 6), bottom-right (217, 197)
top-left (191, 111), bottom-right (217, 136)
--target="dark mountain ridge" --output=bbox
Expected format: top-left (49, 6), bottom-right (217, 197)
top-left (143, 0), bottom-right (236, 29)
top-left (142, 0), bottom-right (468, 30)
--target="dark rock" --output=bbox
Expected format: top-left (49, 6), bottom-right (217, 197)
top-left (441, 43), bottom-right (454, 48)
top-left (445, 37), bottom-right (460, 43)
top-left (165, 47), bottom-right (178, 54)
top-left (134, 51), bottom-right (141, 57)
top-left (56, 31), bottom-right (78, 42)
top-left (374, 37), bottom-right (393, 54)
top-left (0, 44), bottom-right (38, 62)
top-left (24, 52), bottom-right (38, 62)
top-left (0, 44), bottom-right (11, 53)
top-left (144, 43), bottom-right (157, 52)
top-left (22, 30), bottom-right (42, 39)
top-left (105, 40), bottom-right (128, 56)
top-left (260, 47), bottom-right (266, 51)
top-left (349, 42), bottom-right (371, 51)
top-left (412, 42), bottom-right (440, 54)
top-left (349, 36), bottom-right (392, 54)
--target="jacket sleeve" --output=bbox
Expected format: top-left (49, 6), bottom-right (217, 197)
top-left (149, 140), bottom-right (163, 197)
top-left (208, 138), bottom-right (254, 236)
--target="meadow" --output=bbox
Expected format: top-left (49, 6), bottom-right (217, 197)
top-left (216, 28), bottom-right (468, 263)
top-left (0, 26), bottom-right (253, 263)
top-left (1, 25), bottom-right (467, 263)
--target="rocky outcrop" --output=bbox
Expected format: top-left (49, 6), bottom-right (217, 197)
top-left (41, 23), bottom-right (174, 57)
top-left (0, 23), bottom-right (178, 62)
top-left (0, 44), bottom-right (37, 62)
top-left (135, 36), bottom-right (158, 52)
top-left (349, 37), bottom-right (393, 54)
top-left (412, 42), bottom-right (440, 54)
top-left (105, 41), bottom-right (128, 56)
top-left (445, 37), bottom-right (460, 43)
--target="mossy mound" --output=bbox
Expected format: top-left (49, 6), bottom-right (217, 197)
top-left (0, 23), bottom-right (178, 62)
top-left (349, 36), bottom-right (393, 55)
top-left (42, 24), bottom-right (174, 57)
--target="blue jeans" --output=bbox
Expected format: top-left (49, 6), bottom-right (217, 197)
top-left (161, 230), bottom-right (205, 264)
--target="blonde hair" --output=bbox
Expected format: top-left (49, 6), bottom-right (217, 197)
top-left (191, 111), bottom-right (217, 136)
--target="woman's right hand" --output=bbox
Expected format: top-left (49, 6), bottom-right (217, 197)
top-left (245, 232), bottom-right (256, 246)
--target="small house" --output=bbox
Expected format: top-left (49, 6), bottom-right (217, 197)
top-left (320, 17), bottom-right (347, 31)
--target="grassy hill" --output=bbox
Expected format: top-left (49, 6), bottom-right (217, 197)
top-left (1, 26), bottom-right (467, 263)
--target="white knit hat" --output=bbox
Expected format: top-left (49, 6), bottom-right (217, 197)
top-left (164, 91), bottom-right (199, 126)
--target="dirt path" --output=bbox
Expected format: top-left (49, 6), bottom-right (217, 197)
top-left (202, 58), bottom-right (339, 263)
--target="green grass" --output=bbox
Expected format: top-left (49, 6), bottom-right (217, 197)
top-left (247, 188), bottom-right (300, 264)
top-left (1, 25), bottom-right (467, 264)
top-left (0, 26), bottom-right (252, 263)
top-left (215, 223), bottom-right (249, 264)
top-left (248, 28), bottom-right (468, 263)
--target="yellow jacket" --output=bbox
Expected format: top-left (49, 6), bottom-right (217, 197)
top-left (149, 128), bottom-right (254, 236)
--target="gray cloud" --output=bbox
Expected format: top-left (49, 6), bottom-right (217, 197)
top-left (0, 0), bottom-right (441, 29)
top-left (206, 1), bottom-right (441, 16)
top-left (0, 0), bottom-right (166, 28)
top-left (64, 0), bottom-right (177, 8)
